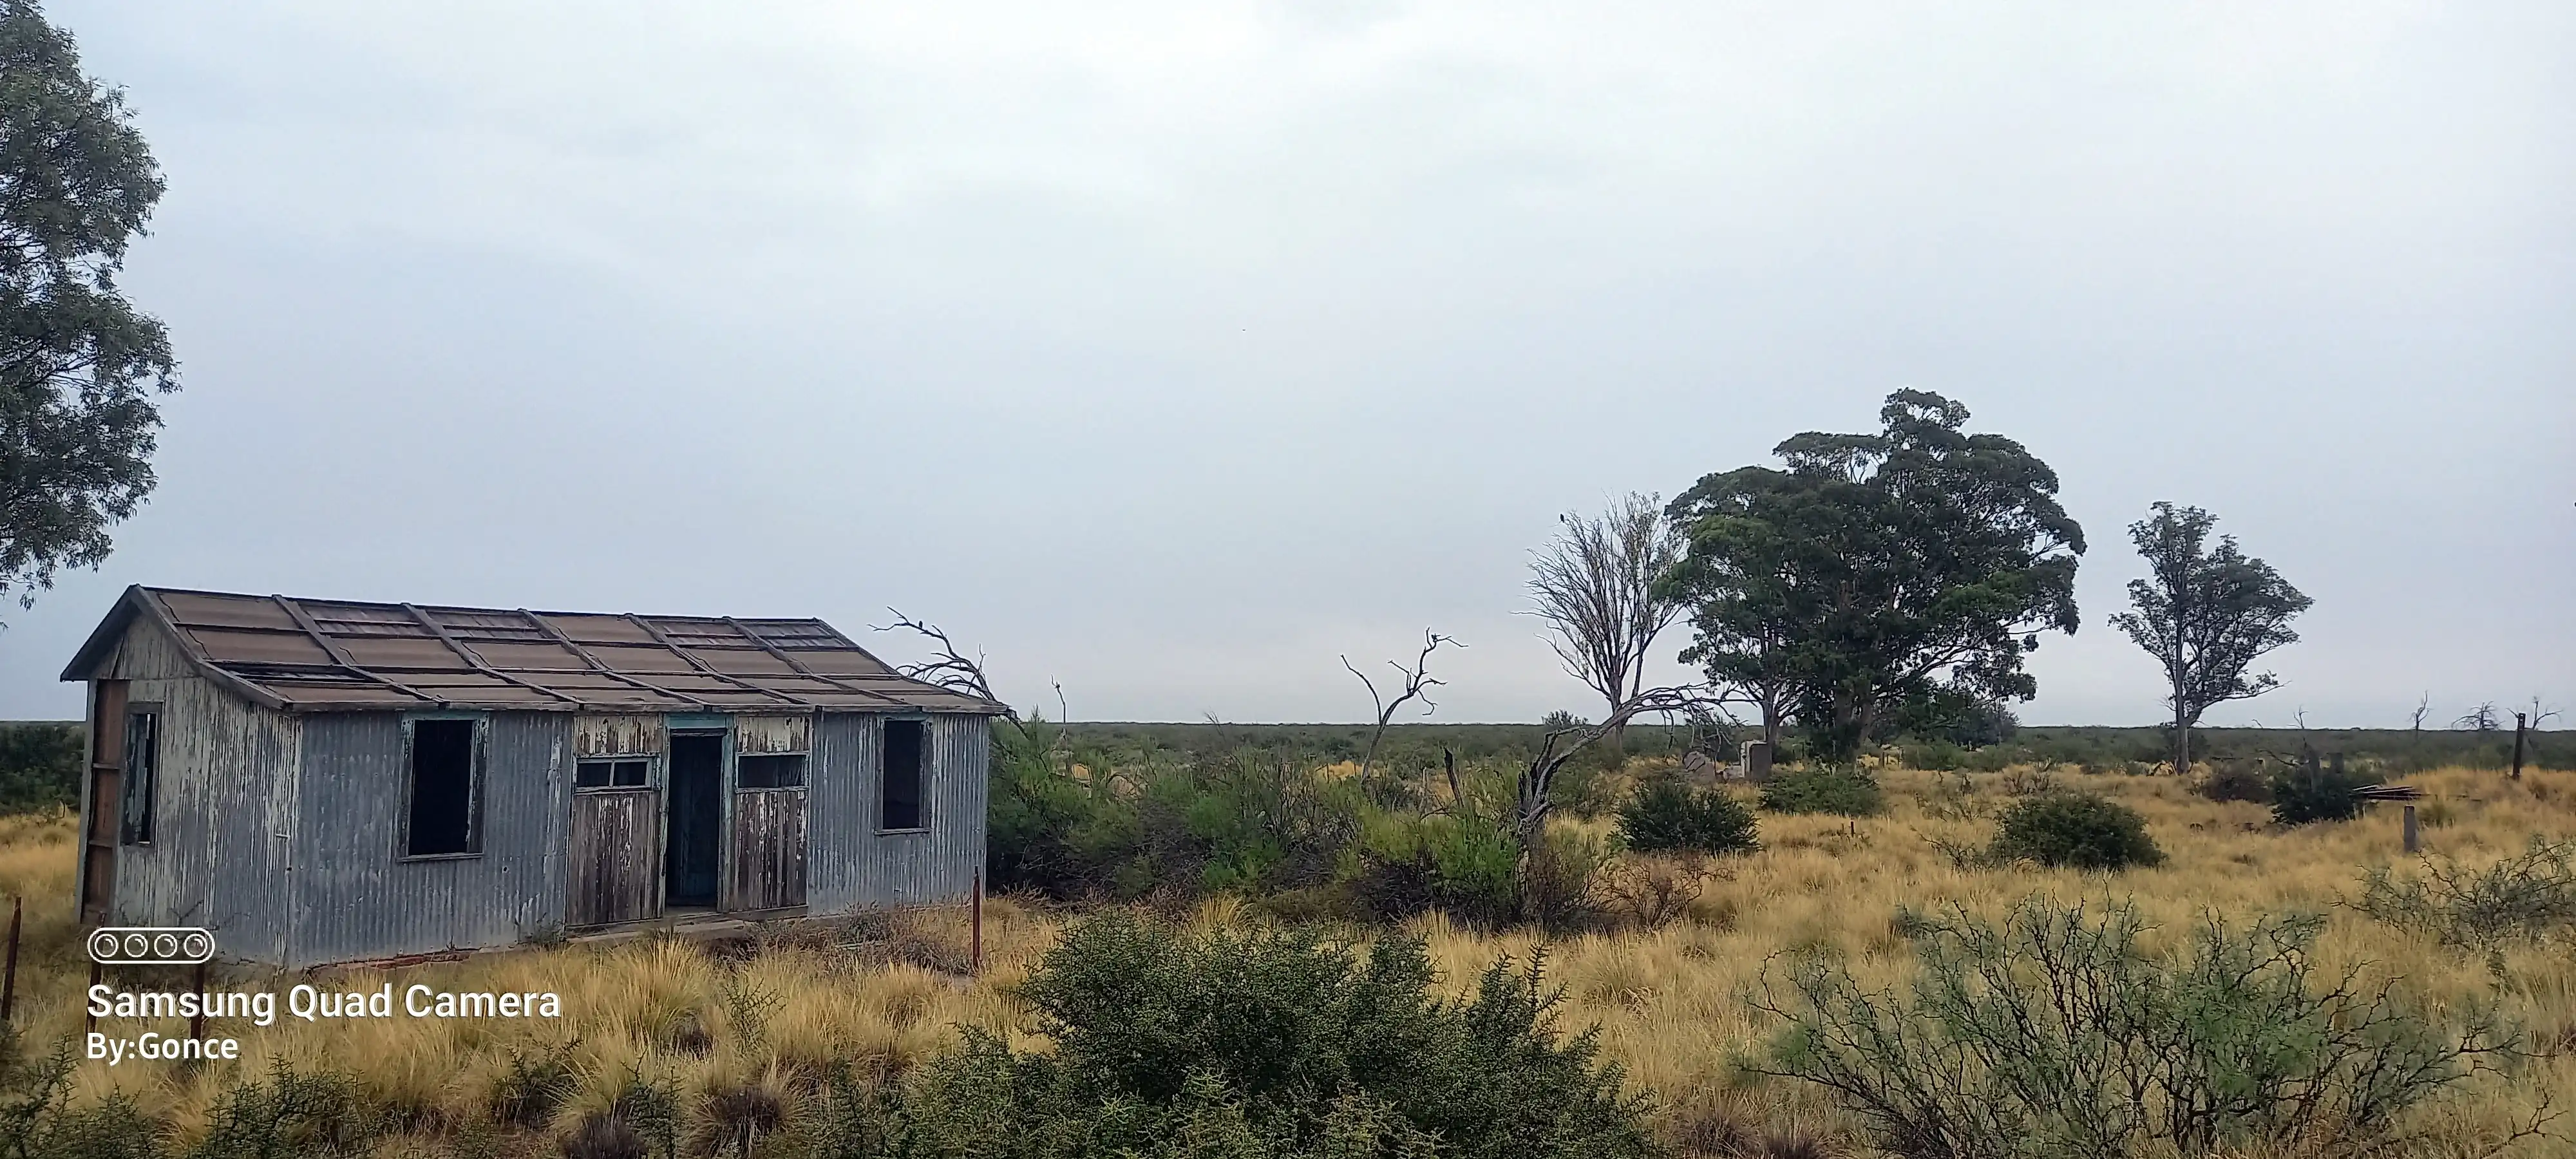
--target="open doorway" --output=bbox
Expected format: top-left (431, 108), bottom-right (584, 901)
top-left (665, 731), bottom-right (724, 909)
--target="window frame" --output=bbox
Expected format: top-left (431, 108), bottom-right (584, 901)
top-left (878, 716), bottom-right (929, 833)
top-left (399, 713), bottom-right (488, 861)
top-left (735, 752), bottom-right (807, 790)
top-left (573, 755), bottom-right (657, 792)
top-left (119, 703), bottom-right (160, 846)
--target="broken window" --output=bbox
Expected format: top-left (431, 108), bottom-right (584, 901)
top-left (120, 708), bottom-right (157, 845)
top-left (881, 719), bottom-right (925, 830)
top-left (574, 759), bottom-right (650, 789)
top-left (737, 754), bottom-right (806, 789)
top-left (405, 717), bottom-right (480, 857)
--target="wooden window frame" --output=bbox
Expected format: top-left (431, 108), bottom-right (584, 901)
top-left (574, 756), bottom-right (658, 793)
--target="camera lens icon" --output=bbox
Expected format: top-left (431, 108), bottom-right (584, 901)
top-left (87, 926), bottom-right (214, 965)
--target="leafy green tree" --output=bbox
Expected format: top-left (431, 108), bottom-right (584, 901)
top-left (1663, 391), bottom-right (2084, 762)
top-left (0, 1), bottom-right (174, 614)
top-left (2110, 503), bottom-right (2311, 776)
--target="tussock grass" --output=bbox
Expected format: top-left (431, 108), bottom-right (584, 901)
top-left (0, 765), bottom-right (2567, 1155)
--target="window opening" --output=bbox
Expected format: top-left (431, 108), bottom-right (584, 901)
top-left (881, 719), bottom-right (924, 830)
top-left (406, 718), bottom-right (479, 856)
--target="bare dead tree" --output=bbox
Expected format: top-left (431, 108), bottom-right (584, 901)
top-left (1515, 684), bottom-right (1714, 850)
top-left (875, 610), bottom-right (1097, 788)
top-left (1343, 630), bottom-right (1463, 783)
top-left (1525, 493), bottom-right (1686, 757)
top-left (2411, 692), bottom-right (2430, 732)
top-left (873, 607), bottom-right (1004, 707)
top-left (2526, 697), bottom-right (2563, 730)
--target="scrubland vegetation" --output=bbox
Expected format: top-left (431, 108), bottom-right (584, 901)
top-left (0, 742), bottom-right (2567, 1158)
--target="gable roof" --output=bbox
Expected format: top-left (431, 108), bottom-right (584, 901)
top-left (62, 585), bottom-right (1008, 715)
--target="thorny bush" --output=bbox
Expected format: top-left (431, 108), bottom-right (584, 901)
top-left (2356, 836), bottom-right (2576, 956)
top-left (1984, 793), bottom-right (2163, 871)
top-left (1754, 896), bottom-right (2532, 1159)
top-left (848, 911), bottom-right (1658, 1158)
top-left (1616, 775), bottom-right (1759, 856)
top-left (1757, 769), bottom-right (1885, 818)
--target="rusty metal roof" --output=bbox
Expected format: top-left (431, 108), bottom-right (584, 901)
top-left (62, 585), bottom-right (1008, 715)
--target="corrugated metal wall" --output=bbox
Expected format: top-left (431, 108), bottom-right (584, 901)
top-left (810, 713), bottom-right (988, 911)
top-left (289, 711), bottom-right (569, 966)
top-left (79, 612), bottom-right (992, 966)
top-left (97, 620), bottom-right (300, 965)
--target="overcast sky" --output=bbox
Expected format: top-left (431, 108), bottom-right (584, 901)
top-left (2, 1), bottom-right (2568, 726)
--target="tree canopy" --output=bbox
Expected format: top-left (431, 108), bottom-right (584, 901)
top-left (0, 0), bottom-right (174, 613)
top-left (2110, 502), bottom-right (2309, 771)
top-left (1662, 390), bottom-right (2083, 761)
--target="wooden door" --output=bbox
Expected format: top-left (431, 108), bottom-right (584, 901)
top-left (79, 681), bottom-right (126, 925)
top-left (567, 789), bottom-right (660, 926)
top-left (726, 787), bottom-right (806, 911)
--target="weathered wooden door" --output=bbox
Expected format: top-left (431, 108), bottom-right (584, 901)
top-left (566, 715), bottom-right (665, 927)
top-left (567, 791), bottom-right (659, 925)
top-left (728, 788), bottom-right (806, 910)
top-left (727, 715), bottom-right (810, 911)
top-left (78, 681), bottom-right (127, 925)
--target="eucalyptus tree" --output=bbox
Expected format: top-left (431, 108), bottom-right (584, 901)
top-left (1663, 390), bottom-right (2085, 762)
top-left (2110, 502), bottom-right (2311, 775)
top-left (0, 1), bottom-right (175, 616)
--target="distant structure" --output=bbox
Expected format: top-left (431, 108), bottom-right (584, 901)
top-left (61, 586), bottom-right (1005, 968)
top-left (1734, 740), bottom-right (1773, 782)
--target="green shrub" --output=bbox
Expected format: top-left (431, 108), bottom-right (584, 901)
top-left (189, 1060), bottom-right (384, 1159)
top-left (2268, 756), bottom-right (2371, 825)
top-left (1352, 814), bottom-right (1522, 928)
top-left (1987, 793), bottom-right (2163, 871)
top-left (1616, 778), bottom-right (1758, 856)
top-left (1759, 769), bottom-right (1884, 817)
top-left (2356, 836), bottom-right (2576, 954)
top-left (0, 724), bottom-right (79, 815)
top-left (0, 1028), bottom-right (163, 1159)
top-left (874, 912), bottom-right (1657, 1158)
top-left (2196, 760), bottom-right (2271, 804)
top-left (1756, 897), bottom-right (2514, 1158)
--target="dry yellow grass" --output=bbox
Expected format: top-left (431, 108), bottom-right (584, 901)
top-left (0, 765), bottom-right (2567, 1156)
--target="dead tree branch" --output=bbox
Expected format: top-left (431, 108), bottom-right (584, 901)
top-left (1344, 630), bottom-right (1463, 784)
top-left (1515, 684), bottom-right (1716, 849)
top-left (873, 607), bottom-right (1006, 712)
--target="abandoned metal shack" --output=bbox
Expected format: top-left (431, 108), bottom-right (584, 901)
top-left (60, 585), bottom-right (1006, 968)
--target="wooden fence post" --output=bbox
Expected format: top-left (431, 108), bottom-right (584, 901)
top-left (971, 869), bottom-right (983, 976)
top-left (2511, 713), bottom-right (2527, 780)
top-left (2403, 804), bottom-right (2420, 854)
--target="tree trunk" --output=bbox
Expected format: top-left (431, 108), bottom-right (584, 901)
top-left (2172, 679), bottom-right (2191, 776)
top-left (1605, 693), bottom-right (1627, 762)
